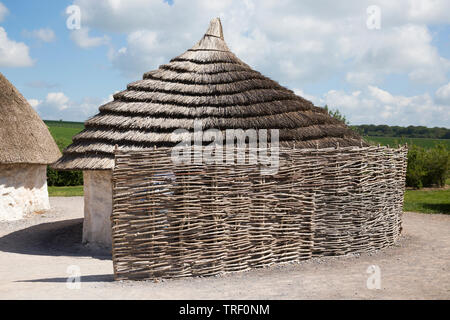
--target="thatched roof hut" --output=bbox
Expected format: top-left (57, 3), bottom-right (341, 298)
top-left (51, 18), bottom-right (367, 248)
top-left (54, 18), bottom-right (365, 171)
top-left (0, 72), bottom-right (61, 220)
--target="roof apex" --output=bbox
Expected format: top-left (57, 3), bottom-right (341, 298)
top-left (204, 17), bottom-right (224, 40)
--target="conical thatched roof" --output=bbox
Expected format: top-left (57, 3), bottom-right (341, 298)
top-left (0, 73), bottom-right (61, 165)
top-left (54, 18), bottom-right (366, 170)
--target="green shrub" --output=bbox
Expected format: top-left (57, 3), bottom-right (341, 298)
top-left (406, 143), bottom-right (449, 188)
top-left (422, 144), bottom-right (449, 187)
top-left (324, 105), bottom-right (349, 125)
top-left (406, 145), bottom-right (426, 188)
top-left (47, 137), bottom-right (83, 187)
top-left (47, 166), bottom-right (83, 186)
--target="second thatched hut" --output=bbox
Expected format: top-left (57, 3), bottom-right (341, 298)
top-left (0, 73), bottom-right (61, 220)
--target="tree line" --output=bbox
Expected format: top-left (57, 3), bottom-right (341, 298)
top-left (351, 125), bottom-right (450, 139)
top-left (324, 106), bottom-right (449, 188)
top-left (323, 105), bottom-right (450, 139)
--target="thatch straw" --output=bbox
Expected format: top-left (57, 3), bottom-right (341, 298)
top-left (53, 18), bottom-right (366, 170)
top-left (0, 73), bottom-right (61, 164)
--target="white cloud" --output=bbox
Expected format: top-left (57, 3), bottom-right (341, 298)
top-left (110, 29), bottom-right (179, 78)
top-left (435, 82), bottom-right (450, 105)
top-left (343, 24), bottom-right (450, 85)
top-left (101, 93), bottom-right (115, 105)
top-left (23, 28), bottom-right (56, 43)
top-left (28, 99), bottom-right (42, 109)
top-left (0, 27), bottom-right (33, 67)
top-left (368, 86), bottom-right (396, 104)
top-left (0, 2), bottom-right (8, 22)
top-left (322, 86), bottom-right (449, 126)
top-left (63, 0), bottom-right (450, 126)
top-left (71, 0), bottom-right (450, 86)
top-left (346, 72), bottom-right (381, 87)
top-left (70, 27), bottom-right (109, 48)
top-left (407, 0), bottom-right (450, 24)
top-left (325, 90), bottom-right (362, 110)
top-left (45, 92), bottom-right (70, 111)
top-left (293, 89), bottom-right (319, 105)
top-left (30, 92), bottom-right (105, 121)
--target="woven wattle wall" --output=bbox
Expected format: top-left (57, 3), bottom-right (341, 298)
top-left (111, 146), bottom-right (407, 281)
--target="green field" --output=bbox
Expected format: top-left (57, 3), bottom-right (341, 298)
top-left (365, 136), bottom-right (450, 149)
top-left (48, 126), bottom-right (84, 149)
top-left (48, 186), bottom-right (84, 197)
top-left (45, 120), bottom-right (84, 150)
top-left (44, 120), bottom-right (85, 128)
top-left (404, 189), bottom-right (450, 214)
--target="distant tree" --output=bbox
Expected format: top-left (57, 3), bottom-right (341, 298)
top-left (351, 124), bottom-right (450, 139)
top-left (324, 105), bottom-right (349, 125)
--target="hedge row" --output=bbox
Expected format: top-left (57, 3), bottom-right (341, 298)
top-left (47, 166), bottom-right (83, 186)
top-left (47, 138), bottom-right (83, 186)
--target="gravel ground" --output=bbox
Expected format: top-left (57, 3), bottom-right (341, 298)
top-left (0, 197), bottom-right (448, 300)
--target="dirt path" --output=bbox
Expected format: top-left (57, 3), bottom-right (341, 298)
top-left (0, 197), bottom-right (448, 299)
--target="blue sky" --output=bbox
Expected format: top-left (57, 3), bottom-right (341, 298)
top-left (0, 0), bottom-right (449, 127)
top-left (1, 1), bottom-right (124, 112)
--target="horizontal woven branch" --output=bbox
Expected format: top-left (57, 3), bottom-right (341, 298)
top-left (111, 145), bottom-right (407, 281)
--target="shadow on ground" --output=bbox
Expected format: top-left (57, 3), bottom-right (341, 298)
top-left (16, 274), bottom-right (114, 283)
top-left (0, 218), bottom-right (111, 260)
top-left (422, 203), bottom-right (450, 214)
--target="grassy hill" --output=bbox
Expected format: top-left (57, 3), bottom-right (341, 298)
top-left (44, 120), bottom-right (84, 151)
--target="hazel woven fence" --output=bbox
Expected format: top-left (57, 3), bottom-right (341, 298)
top-left (111, 145), bottom-right (407, 281)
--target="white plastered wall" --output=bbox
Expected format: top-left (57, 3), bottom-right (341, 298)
top-left (0, 164), bottom-right (50, 221)
top-left (82, 170), bottom-right (113, 249)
